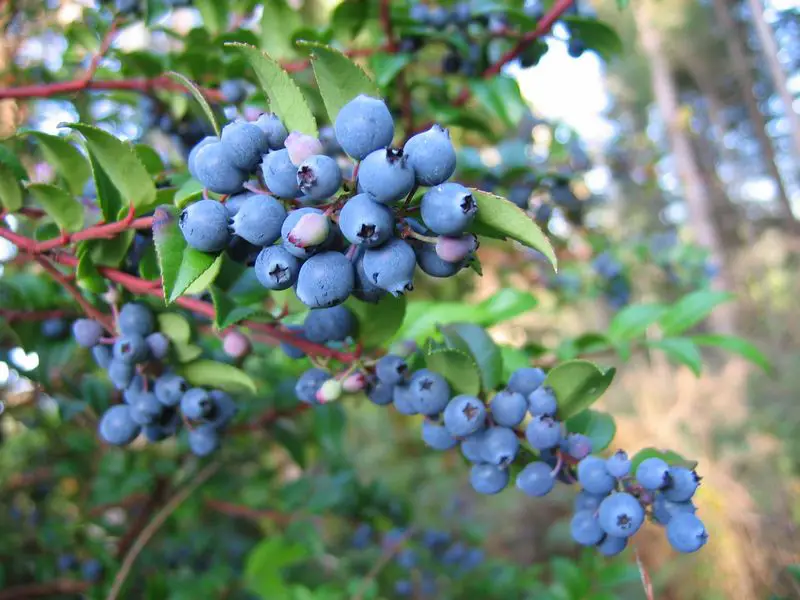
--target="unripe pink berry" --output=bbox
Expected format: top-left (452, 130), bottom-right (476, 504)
top-left (287, 212), bottom-right (330, 248)
top-left (223, 330), bottom-right (251, 358)
top-left (315, 378), bottom-right (343, 404)
top-left (342, 372), bottom-right (367, 393)
top-left (435, 234), bottom-right (478, 263)
top-left (285, 132), bottom-right (324, 166)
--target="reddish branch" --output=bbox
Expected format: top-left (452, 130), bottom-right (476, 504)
top-left (116, 477), bottom-right (169, 559)
top-left (204, 499), bottom-right (295, 525)
top-left (0, 580), bottom-right (91, 600)
top-left (0, 308), bottom-right (77, 322)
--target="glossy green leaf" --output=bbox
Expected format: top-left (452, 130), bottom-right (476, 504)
top-left (648, 338), bottom-right (702, 376)
top-left (439, 322), bottom-right (503, 391)
top-left (87, 150), bottom-right (123, 222)
top-left (476, 289), bottom-right (537, 326)
top-left (0, 163), bottom-right (22, 212)
top-left (369, 52), bottom-right (413, 88)
top-left (183, 253), bottom-right (223, 295)
top-left (165, 71), bottom-right (221, 137)
top-left (690, 334), bottom-right (769, 372)
top-left (259, 0), bottom-right (301, 59)
top-left (344, 294), bottom-right (405, 349)
top-left (227, 43), bottom-right (317, 136)
top-left (66, 124), bottom-right (156, 213)
top-left (27, 184), bottom-right (84, 232)
top-left (659, 290), bottom-right (734, 336)
top-left (395, 300), bottom-right (485, 343)
top-left (631, 447), bottom-right (697, 472)
top-left (174, 178), bottom-right (204, 209)
top-left (566, 409), bottom-right (616, 452)
top-left (181, 359), bottom-right (257, 394)
top-left (468, 75), bottom-right (528, 130)
top-left (471, 189), bottom-right (557, 269)
top-left (607, 303), bottom-right (666, 342)
top-left (500, 346), bottom-right (532, 379)
top-left (157, 313), bottom-right (192, 344)
top-left (298, 41), bottom-right (380, 123)
top-left (134, 144), bottom-right (164, 176)
top-left (0, 144), bottom-right (28, 181)
top-left (425, 348), bottom-right (480, 396)
top-left (209, 286), bottom-right (262, 329)
top-left (27, 132), bottom-right (90, 195)
top-left (332, 0), bottom-right (370, 38)
top-left (562, 16), bottom-right (624, 61)
top-left (173, 342), bottom-right (204, 363)
top-left (544, 359), bottom-right (615, 420)
top-left (244, 538), bottom-right (308, 598)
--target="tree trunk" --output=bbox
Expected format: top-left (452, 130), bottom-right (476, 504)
top-left (632, 1), bottom-right (736, 334)
top-left (745, 0), bottom-right (800, 163)
top-left (709, 0), bottom-right (797, 226)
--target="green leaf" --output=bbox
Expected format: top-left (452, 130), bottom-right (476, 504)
top-left (438, 323), bottom-right (503, 391)
top-left (87, 150), bottom-right (123, 222)
top-left (468, 75), bottom-right (528, 130)
top-left (181, 359), bottom-right (257, 394)
top-left (332, 0), bottom-right (370, 39)
top-left (369, 52), bottom-right (412, 88)
top-left (616, 0), bottom-right (630, 8)
top-left (174, 178), bottom-right (204, 209)
top-left (0, 163), bottom-right (22, 212)
top-left (209, 286), bottom-right (261, 329)
top-left (566, 409), bottom-right (616, 452)
top-left (0, 144), bottom-right (28, 181)
top-left (174, 342), bottom-right (204, 363)
top-left (157, 313), bottom-right (192, 344)
top-left (244, 538), bottom-right (309, 598)
top-left (471, 189), bottom-right (557, 269)
top-left (27, 184), bottom-right (84, 232)
top-left (298, 41), bottom-right (380, 123)
top-left (425, 348), bottom-right (480, 396)
top-left (272, 421), bottom-right (306, 468)
top-left (227, 43), bottom-right (317, 136)
top-left (659, 290), bottom-right (734, 336)
top-left (631, 447), bottom-right (697, 472)
top-left (500, 346), bottom-right (532, 379)
top-left (544, 359), bottom-right (615, 420)
top-left (259, 0), bottom-right (301, 59)
top-left (65, 124), bottom-right (156, 213)
top-left (183, 253), bottom-right (223, 295)
top-left (193, 0), bottom-right (228, 35)
top-left (152, 205), bottom-right (221, 304)
top-left (647, 338), bottom-right (702, 376)
top-left (134, 144), bottom-right (164, 176)
top-left (562, 16), bottom-right (624, 61)
top-left (344, 294), bottom-right (406, 349)
top-left (395, 301), bottom-right (485, 343)
top-left (26, 132), bottom-right (90, 195)
top-left (165, 71), bottom-right (221, 137)
top-left (607, 303), bottom-right (666, 342)
top-left (690, 334), bottom-right (769, 372)
top-left (476, 289), bottom-right (537, 326)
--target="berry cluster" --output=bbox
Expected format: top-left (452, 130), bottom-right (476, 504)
top-left (57, 555), bottom-right (104, 584)
top-left (592, 251), bottom-right (631, 310)
top-left (181, 94), bottom-right (480, 309)
top-left (72, 303), bottom-right (237, 455)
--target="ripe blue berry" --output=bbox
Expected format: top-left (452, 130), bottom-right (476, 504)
top-left (570, 510), bottom-right (605, 546)
top-left (489, 390), bottom-right (527, 427)
top-left (480, 426), bottom-right (519, 467)
top-left (598, 492), bottom-right (645, 538)
top-left (73, 319), bottom-right (103, 348)
top-left (295, 368), bottom-right (329, 404)
top-left (353, 248), bottom-right (387, 303)
top-left (409, 369), bottom-right (450, 415)
top-left (528, 386), bottom-right (557, 416)
top-left (220, 120), bottom-right (270, 171)
top-left (357, 148), bottom-right (415, 204)
top-left (362, 238), bottom-right (416, 296)
top-left (108, 358), bottom-right (135, 390)
top-left (57, 554), bottom-right (78, 572)
top-left (143, 408), bottom-right (181, 442)
top-left (597, 535), bottom-right (627, 557)
top-left (339, 193), bottom-right (394, 247)
top-left (81, 559), bottom-right (104, 583)
top-left (207, 390), bottom-right (238, 430)
top-left (565, 433), bottom-right (592, 460)
top-left (403, 125), bottom-right (456, 186)
top-left (652, 494), bottom-right (697, 525)
top-left (254, 113), bottom-right (288, 150)
top-left (367, 379), bottom-right (394, 406)
top-left (567, 37), bottom-right (586, 59)
top-left (636, 457), bottom-right (671, 491)
top-left (179, 200), bottom-right (231, 253)
top-left (303, 306), bottom-right (356, 343)
top-left (295, 251), bottom-right (355, 308)
top-left (261, 148), bottom-right (301, 198)
top-left (118, 303), bottom-right (155, 337)
top-left (409, 3), bottom-right (429, 22)
top-left (663, 467), bottom-right (700, 502)
top-left (443, 395), bottom-right (486, 437)
top-left (296, 155), bottom-right (342, 201)
top-left (422, 420), bottom-right (458, 450)
top-left (279, 325), bottom-right (307, 359)
top-left (574, 490), bottom-right (606, 512)
top-left (230, 193), bottom-right (286, 247)
top-left (428, 5), bottom-right (449, 28)
top-left (188, 424), bottom-right (220, 457)
top-left (665, 513), bottom-right (708, 553)
top-left (129, 392), bottom-right (163, 425)
top-left (254, 245), bottom-right (300, 290)
top-left (146, 333), bottom-right (170, 360)
top-left (191, 141), bottom-right (247, 195)
top-left (220, 79), bottom-right (247, 103)
top-left (508, 183), bottom-right (531, 209)
top-left (606, 450), bottom-right (631, 478)
top-left (421, 183), bottom-right (477, 236)
top-left (435, 234), bottom-right (477, 263)
top-left (179, 388), bottom-right (212, 421)
top-left (92, 345), bottom-right (112, 368)
top-left (42, 318), bottom-right (67, 339)
top-left (154, 374), bottom-right (188, 407)
top-left (188, 136), bottom-right (218, 176)
top-left (334, 95), bottom-right (395, 160)
top-left (525, 415), bottom-right (562, 450)
top-left (469, 463), bottom-right (509, 495)
top-left (394, 580), bottom-right (413, 597)
top-left (351, 523), bottom-right (372, 549)
top-left (98, 405), bottom-right (140, 446)
top-left (415, 243), bottom-right (465, 278)
top-left (507, 367), bottom-right (546, 397)
top-left (516, 461), bottom-right (555, 497)
top-left (460, 430), bottom-right (486, 463)
top-left (576, 456), bottom-right (616, 495)
top-left (113, 334), bottom-right (149, 363)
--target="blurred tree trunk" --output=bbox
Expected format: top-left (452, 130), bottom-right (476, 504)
top-left (632, 2), bottom-right (736, 334)
top-left (709, 0), bottom-right (797, 227)
top-left (744, 0), bottom-right (800, 164)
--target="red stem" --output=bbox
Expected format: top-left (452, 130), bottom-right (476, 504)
top-left (0, 308), bottom-right (78, 322)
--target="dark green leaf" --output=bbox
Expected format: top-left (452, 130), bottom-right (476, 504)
top-left (210, 286), bottom-right (262, 329)
top-left (562, 16), bottom-right (624, 61)
top-left (439, 323), bottom-right (503, 391)
top-left (566, 409), bottom-right (616, 452)
top-left (344, 294), bottom-right (406, 349)
top-left (468, 75), bottom-right (528, 130)
top-left (134, 144), bottom-right (164, 176)
top-left (369, 52), bottom-right (412, 88)
top-left (607, 303), bottom-right (667, 342)
top-left (193, 0), bottom-right (228, 35)
top-left (165, 71), bottom-right (221, 137)
top-left (244, 538), bottom-right (308, 598)
top-left (425, 348), bottom-right (480, 396)
top-left (544, 359), bottom-right (615, 420)
top-left (259, 0), bottom-right (301, 59)
top-left (647, 338), bottom-right (702, 376)
top-left (272, 421), bottom-right (306, 468)
top-left (27, 184), bottom-right (84, 232)
top-left (0, 144), bottom-right (28, 181)
top-left (631, 447), bottom-right (697, 472)
top-left (174, 178), bottom-right (204, 209)
top-left (0, 163), bottom-right (22, 212)
top-left (180, 359), bottom-right (257, 394)
top-left (659, 290), bottom-right (734, 335)
top-left (26, 132), bottom-right (90, 195)
top-left (227, 43), bottom-right (317, 136)
top-left (332, 0), bottom-right (370, 38)
top-left (87, 150), bottom-right (123, 222)
top-left (690, 334), bottom-right (770, 372)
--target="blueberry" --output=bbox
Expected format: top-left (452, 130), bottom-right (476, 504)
top-left (254, 245), bottom-right (300, 290)
top-left (285, 132), bottom-right (324, 166)
top-left (319, 125), bottom-right (342, 156)
top-left (606, 450), bottom-right (631, 478)
top-left (220, 120), bottom-right (270, 171)
top-left (662, 467), bottom-right (700, 502)
top-left (528, 385), bottom-right (557, 416)
top-left (565, 433), bottom-right (592, 460)
top-left (188, 135), bottom-right (218, 176)
top-left (113, 334), bottom-right (149, 364)
top-left (351, 523), bottom-right (372, 549)
top-left (179, 199), bottom-right (232, 253)
top-left (443, 395), bottom-right (486, 437)
top-left (181, 388), bottom-right (213, 420)
top-left (392, 383), bottom-right (419, 415)
top-left (57, 554), bottom-right (78, 571)
top-left (334, 95), bottom-right (395, 160)
top-left (396, 548), bottom-right (417, 569)
top-left (220, 79), bottom-right (247, 104)
top-left (42, 318), bottom-right (67, 339)
top-left (118, 302), bottom-right (155, 337)
top-left (442, 52), bottom-right (463, 74)
top-left (435, 234), bottom-right (477, 263)
top-left (129, 392), bottom-right (163, 425)
top-left (280, 325), bottom-right (308, 359)
top-left (261, 148), bottom-right (301, 198)
top-left (375, 354), bottom-right (409, 385)
top-left (362, 238), bottom-right (416, 296)
top-left (295, 251), bottom-right (355, 308)
top-left (421, 420), bottom-right (458, 450)
top-left (452, 2), bottom-right (471, 25)
top-left (469, 463), bottom-right (509, 495)
top-left (408, 369), bottom-right (450, 415)
top-left (597, 535), bottom-right (627, 557)
top-left (428, 5), bottom-right (449, 28)
top-left (367, 379), bottom-right (394, 406)
top-left (525, 415), bottom-right (562, 450)
top-left (415, 243), bottom-right (465, 278)
top-left (188, 424), bottom-right (220, 457)
top-left (230, 193), bottom-right (286, 246)
top-left (635, 457), bottom-right (671, 491)
top-left (666, 513), bottom-right (708, 553)
top-left (576, 456), bottom-right (616, 495)
top-left (254, 113), bottom-right (289, 150)
top-left (421, 183), bottom-right (477, 236)
top-left (191, 141), bottom-right (247, 195)
top-left (357, 148), bottom-right (415, 205)
top-left (280, 207), bottom-right (332, 259)
top-left (409, 3), bottom-right (429, 22)
top-left (488, 390), bottom-right (526, 427)
top-left (154, 374), bottom-right (188, 407)
top-left (352, 247), bottom-right (387, 303)
top-left (123, 374), bottom-right (147, 402)
top-left (574, 490), bottom-right (605, 512)
top-left (394, 580), bottom-right (413, 597)
top-left (72, 319), bottom-right (104, 348)
top-left (80, 558), bottom-right (104, 583)
top-left (597, 492), bottom-right (645, 539)
top-left (480, 426), bottom-right (519, 467)
top-left (567, 37), bottom-right (586, 59)
top-left (207, 390), bottom-right (238, 429)
top-left (223, 191), bottom-right (248, 217)
top-left (338, 193), bottom-right (395, 247)
top-left (570, 510), bottom-right (605, 546)
top-left (108, 358), bottom-right (135, 390)
top-left (524, 0), bottom-right (545, 20)
top-left (146, 333), bottom-right (170, 360)
top-left (460, 548), bottom-right (485, 571)
top-left (92, 344), bottom-right (112, 368)
top-left (652, 494), bottom-right (697, 525)
top-left (303, 305), bottom-right (355, 343)
top-left (296, 155), bottom-right (342, 202)
top-left (460, 430), bottom-right (486, 462)
top-left (507, 367), bottom-right (546, 397)
top-left (295, 368), bottom-right (329, 404)
top-left (98, 405), bottom-right (140, 446)
top-left (403, 125), bottom-right (456, 186)
top-left (516, 461), bottom-right (554, 497)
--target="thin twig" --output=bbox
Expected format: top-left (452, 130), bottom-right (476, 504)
top-left (634, 544), bottom-right (655, 600)
top-left (79, 18), bottom-right (121, 85)
top-left (0, 580), bottom-right (91, 600)
top-left (353, 528), bottom-right (416, 600)
top-left (115, 477), bottom-right (169, 559)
